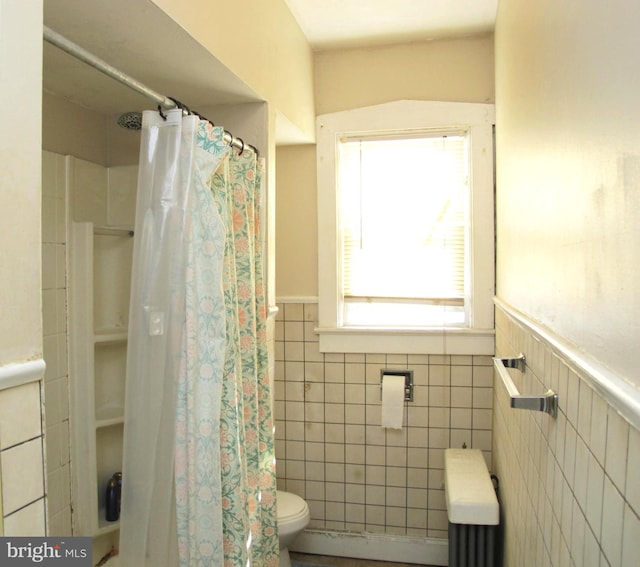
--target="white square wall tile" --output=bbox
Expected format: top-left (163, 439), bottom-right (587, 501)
top-left (601, 475), bottom-right (624, 566)
top-left (2, 498), bottom-right (46, 537)
top-left (589, 393), bottom-right (608, 465)
top-left (626, 425), bottom-right (640, 514)
top-left (605, 406), bottom-right (629, 494)
top-left (0, 382), bottom-right (42, 450)
top-left (1, 438), bottom-right (45, 515)
top-left (622, 503), bottom-right (640, 567)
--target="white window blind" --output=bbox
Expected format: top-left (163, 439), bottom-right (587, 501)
top-left (338, 131), bottom-right (468, 326)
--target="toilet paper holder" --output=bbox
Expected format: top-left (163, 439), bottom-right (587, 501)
top-left (380, 369), bottom-right (414, 401)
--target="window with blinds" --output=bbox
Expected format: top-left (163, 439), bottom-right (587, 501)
top-left (337, 131), bottom-right (469, 327)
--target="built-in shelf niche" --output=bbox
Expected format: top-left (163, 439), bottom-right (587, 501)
top-left (70, 221), bottom-right (132, 538)
top-left (94, 341), bottom-right (126, 424)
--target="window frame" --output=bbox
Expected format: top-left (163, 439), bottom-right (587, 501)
top-left (316, 100), bottom-right (495, 354)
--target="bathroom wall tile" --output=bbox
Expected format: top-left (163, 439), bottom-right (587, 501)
top-left (494, 307), bottom-right (640, 567)
top-left (0, 381), bottom-right (42, 450)
top-left (563, 423), bottom-right (577, 485)
top-left (286, 460), bottom-right (305, 480)
top-left (386, 506), bottom-right (406, 527)
top-left (346, 484), bottom-right (366, 507)
top-left (626, 425), bottom-right (640, 515)
top-left (451, 365), bottom-right (472, 386)
top-left (325, 362), bottom-right (345, 383)
top-left (48, 507), bottom-right (72, 537)
top-left (345, 363), bottom-right (365, 384)
top-left (407, 508), bottom-right (427, 529)
top-left (3, 498), bottom-right (46, 537)
top-left (325, 477), bottom-right (345, 504)
top-left (275, 320), bottom-right (284, 342)
top-left (577, 381), bottom-right (592, 443)
top-left (72, 158), bottom-right (108, 225)
top-left (428, 365), bottom-right (449, 386)
top-left (451, 386), bottom-right (472, 408)
top-left (42, 289), bottom-right (58, 337)
top-left (566, 369), bottom-right (580, 427)
top-left (42, 243), bottom-right (57, 290)
top-left (472, 387), bottom-right (493, 409)
top-left (622, 503), bottom-right (640, 567)
top-left (366, 466), bottom-right (386, 486)
top-left (284, 341), bottom-right (304, 362)
top-left (365, 504), bottom-right (385, 526)
top-left (574, 435), bottom-right (589, 513)
top-left (321, 423), bottom-right (340, 444)
top-left (284, 321), bottom-right (304, 342)
top-left (345, 384), bottom-right (365, 405)
top-left (407, 468), bottom-right (428, 489)
top-left (1, 438), bottom-right (45, 515)
top-left (386, 466), bottom-right (406, 487)
top-left (275, 300), bottom-right (496, 539)
top-left (285, 421), bottom-right (304, 441)
top-left (285, 361), bottom-right (304, 381)
top-left (303, 303), bottom-right (318, 322)
top-left (472, 408), bottom-right (492, 430)
top-left (283, 303), bottom-right (304, 321)
top-left (601, 475), bottom-right (624, 566)
top-left (605, 406), bottom-right (629, 494)
top-left (306, 480), bottom-right (325, 501)
top-left (306, 442), bottom-right (325, 462)
top-left (304, 340), bottom-right (323, 362)
top-left (285, 381), bottom-right (305, 401)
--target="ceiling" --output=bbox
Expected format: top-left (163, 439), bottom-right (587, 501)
top-left (42, 0), bottom-right (497, 127)
top-left (283, 0), bottom-right (497, 50)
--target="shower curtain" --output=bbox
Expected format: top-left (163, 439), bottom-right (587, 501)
top-left (120, 108), bottom-right (278, 567)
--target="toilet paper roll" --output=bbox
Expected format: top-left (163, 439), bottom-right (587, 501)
top-left (381, 374), bottom-right (406, 429)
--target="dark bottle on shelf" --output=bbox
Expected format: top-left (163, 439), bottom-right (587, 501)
top-left (105, 476), bottom-right (119, 521)
top-left (113, 472), bottom-right (122, 517)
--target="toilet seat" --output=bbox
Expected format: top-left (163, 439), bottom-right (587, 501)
top-left (277, 490), bottom-right (309, 524)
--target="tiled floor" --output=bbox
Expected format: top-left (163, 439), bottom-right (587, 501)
top-left (290, 552), bottom-right (437, 567)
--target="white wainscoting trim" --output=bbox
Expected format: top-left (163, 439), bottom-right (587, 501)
top-left (0, 359), bottom-right (45, 392)
top-left (495, 297), bottom-right (640, 431)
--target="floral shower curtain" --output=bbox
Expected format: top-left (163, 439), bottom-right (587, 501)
top-left (120, 108), bottom-right (278, 566)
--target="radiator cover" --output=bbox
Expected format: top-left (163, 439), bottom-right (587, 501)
top-left (448, 522), bottom-right (499, 567)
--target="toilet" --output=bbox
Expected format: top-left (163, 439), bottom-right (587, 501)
top-left (277, 490), bottom-right (310, 567)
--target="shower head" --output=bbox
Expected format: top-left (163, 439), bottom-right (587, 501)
top-left (117, 111), bottom-right (142, 130)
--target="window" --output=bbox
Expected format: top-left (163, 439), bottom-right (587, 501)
top-left (339, 131), bottom-right (467, 327)
top-left (316, 101), bottom-right (495, 354)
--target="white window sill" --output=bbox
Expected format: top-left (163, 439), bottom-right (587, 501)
top-left (316, 327), bottom-right (495, 355)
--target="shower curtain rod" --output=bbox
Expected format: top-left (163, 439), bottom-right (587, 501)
top-left (43, 26), bottom-right (257, 155)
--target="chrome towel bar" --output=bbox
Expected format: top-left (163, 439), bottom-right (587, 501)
top-left (493, 354), bottom-right (558, 418)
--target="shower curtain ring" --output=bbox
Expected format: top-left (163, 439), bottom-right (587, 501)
top-left (238, 138), bottom-right (245, 155)
top-left (157, 105), bottom-right (167, 120)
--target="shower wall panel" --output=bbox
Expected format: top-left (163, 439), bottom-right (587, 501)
top-left (41, 150), bottom-right (137, 540)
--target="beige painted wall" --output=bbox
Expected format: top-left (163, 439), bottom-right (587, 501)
top-left (495, 0), bottom-right (640, 388)
top-left (151, 0), bottom-right (315, 141)
top-left (0, 0), bottom-right (43, 364)
top-left (276, 36), bottom-right (495, 298)
top-left (315, 35), bottom-right (494, 116)
top-left (275, 146), bottom-right (317, 298)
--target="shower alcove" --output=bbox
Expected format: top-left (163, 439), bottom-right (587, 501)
top-left (43, 1), bottom-right (288, 560)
